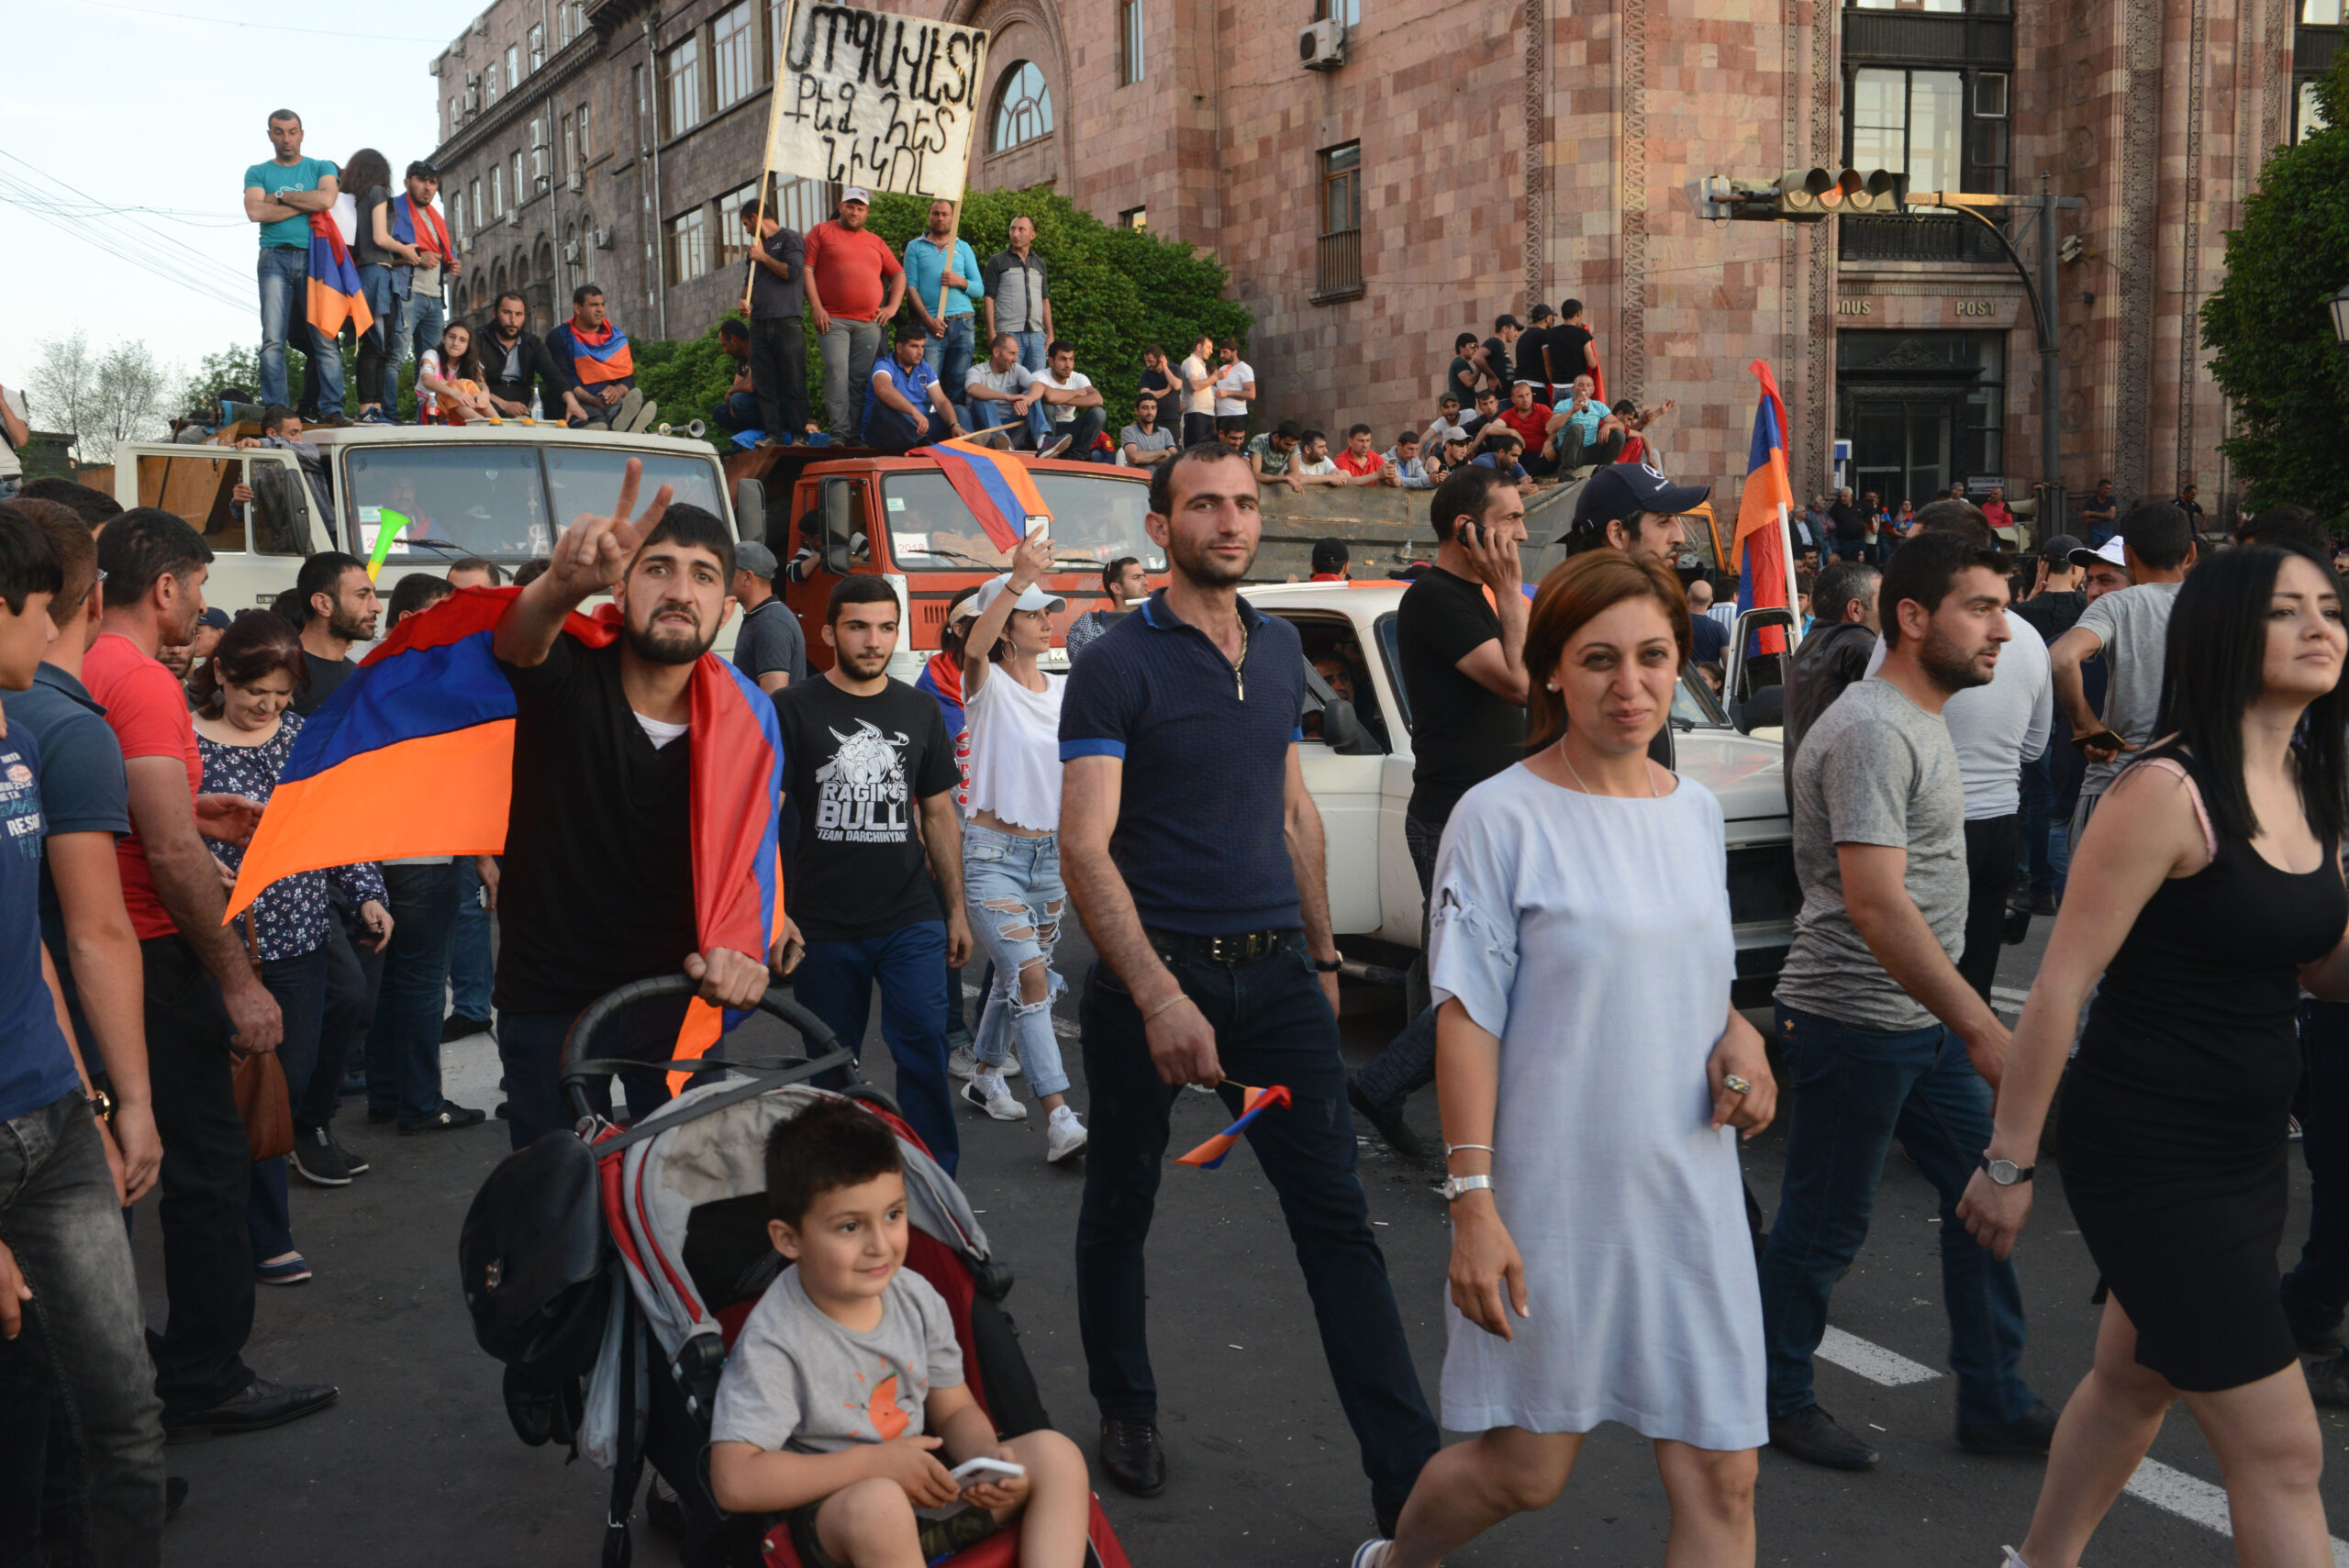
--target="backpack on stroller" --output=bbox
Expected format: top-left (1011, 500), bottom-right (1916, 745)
top-left (459, 975), bottom-right (1133, 1568)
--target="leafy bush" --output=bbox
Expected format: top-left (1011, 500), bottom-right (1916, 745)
top-left (2201, 54), bottom-right (2349, 532)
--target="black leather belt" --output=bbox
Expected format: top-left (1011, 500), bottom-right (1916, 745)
top-left (1144, 928), bottom-right (1296, 966)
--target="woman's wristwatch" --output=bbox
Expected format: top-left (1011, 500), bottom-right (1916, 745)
top-left (1441, 1174), bottom-right (1493, 1202)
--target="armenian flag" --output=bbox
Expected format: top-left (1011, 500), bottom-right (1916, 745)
top-left (225, 586), bottom-right (786, 1069)
top-left (306, 212), bottom-right (373, 342)
top-left (1176, 1084), bottom-right (1293, 1170)
top-left (559, 319), bottom-right (635, 386)
top-left (1733, 361), bottom-right (1798, 658)
top-left (918, 437), bottom-right (1052, 554)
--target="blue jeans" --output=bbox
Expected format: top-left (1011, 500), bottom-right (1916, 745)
top-left (711, 391), bottom-right (763, 433)
top-left (1756, 1004), bottom-right (2034, 1427)
top-left (449, 858), bottom-right (493, 1022)
top-left (257, 245), bottom-right (344, 411)
top-left (794, 921), bottom-right (958, 1175)
top-left (0, 1092), bottom-right (165, 1565)
top-left (396, 288), bottom-right (445, 381)
top-left (2018, 750), bottom-right (2059, 899)
top-left (364, 862), bottom-right (458, 1128)
top-left (922, 314), bottom-right (975, 433)
top-left (1011, 330), bottom-right (1053, 447)
top-left (1074, 933), bottom-right (1437, 1519)
top-left (495, 1002), bottom-right (682, 1151)
top-left (963, 825), bottom-right (1069, 1098)
top-left (818, 317), bottom-right (885, 443)
top-left (355, 262), bottom-right (401, 412)
top-left (247, 947), bottom-right (328, 1261)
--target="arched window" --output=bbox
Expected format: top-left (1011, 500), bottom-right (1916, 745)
top-left (991, 61), bottom-right (1053, 152)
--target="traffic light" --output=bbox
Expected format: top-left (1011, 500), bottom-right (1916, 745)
top-left (1698, 168), bottom-right (1909, 222)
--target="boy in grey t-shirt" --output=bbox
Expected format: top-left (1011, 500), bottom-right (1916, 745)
top-left (708, 1100), bottom-right (1090, 1567)
top-left (1755, 533), bottom-right (2047, 1475)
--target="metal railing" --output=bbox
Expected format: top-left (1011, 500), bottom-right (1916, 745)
top-left (1839, 212), bottom-right (2008, 264)
top-left (1315, 228), bottom-right (1364, 299)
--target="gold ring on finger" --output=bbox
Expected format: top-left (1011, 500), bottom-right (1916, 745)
top-left (1722, 1074), bottom-right (1752, 1096)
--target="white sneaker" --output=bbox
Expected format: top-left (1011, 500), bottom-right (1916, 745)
top-left (949, 1045), bottom-right (982, 1081)
top-left (1001, 1049), bottom-right (1021, 1079)
top-left (1999, 1551), bottom-right (2030, 1568)
top-left (1350, 1542), bottom-right (1391, 1568)
top-left (1046, 1105), bottom-right (1088, 1162)
top-left (963, 1072), bottom-right (1028, 1121)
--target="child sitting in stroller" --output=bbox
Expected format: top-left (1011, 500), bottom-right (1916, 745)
top-left (708, 1101), bottom-right (1092, 1567)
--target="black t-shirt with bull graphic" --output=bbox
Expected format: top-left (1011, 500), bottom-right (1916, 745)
top-left (774, 673), bottom-right (959, 942)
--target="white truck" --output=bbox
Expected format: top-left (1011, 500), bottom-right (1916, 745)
top-left (109, 424), bottom-right (759, 642)
top-left (1244, 580), bottom-right (1800, 1010)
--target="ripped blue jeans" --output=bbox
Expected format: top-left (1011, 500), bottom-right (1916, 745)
top-left (963, 822), bottom-right (1071, 1097)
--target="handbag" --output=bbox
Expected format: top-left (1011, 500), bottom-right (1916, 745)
top-left (228, 914), bottom-right (295, 1163)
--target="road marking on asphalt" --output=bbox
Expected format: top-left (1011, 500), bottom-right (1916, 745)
top-left (1992, 984), bottom-right (2032, 1009)
top-left (1823, 1327), bottom-right (2349, 1560)
top-left (1816, 1327), bottom-right (1943, 1386)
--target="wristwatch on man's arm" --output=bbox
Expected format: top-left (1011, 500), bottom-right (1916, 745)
top-left (1977, 1153), bottom-right (2034, 1186)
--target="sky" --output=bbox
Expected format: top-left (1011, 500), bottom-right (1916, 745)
top-left (3, 0), bottom-right (490, 426)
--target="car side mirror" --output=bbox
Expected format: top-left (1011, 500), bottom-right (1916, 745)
top-left (820, 484), bottom-right (854, 576)
top-left (1319, 696), bottom-right (1365, 751)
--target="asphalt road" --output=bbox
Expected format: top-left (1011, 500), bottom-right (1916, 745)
top-left (137, 913), bottom-right (2349, 1567)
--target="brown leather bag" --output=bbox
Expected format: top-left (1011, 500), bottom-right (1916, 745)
top-left (228, 915), bottom-right (294, 1163)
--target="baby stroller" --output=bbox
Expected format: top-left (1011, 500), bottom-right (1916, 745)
top-left (460, 974), bottom-right (1133, 1568)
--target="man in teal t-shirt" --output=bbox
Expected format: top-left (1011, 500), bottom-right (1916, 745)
top-left (241, 108), bottom-right (341, 414)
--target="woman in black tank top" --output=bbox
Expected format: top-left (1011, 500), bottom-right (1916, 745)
top-left (1956, 546), bottom-right (2349, 1568)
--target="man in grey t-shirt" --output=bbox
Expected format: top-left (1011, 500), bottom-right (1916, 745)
top-left (2049, 503), bottom-right (2196, 848)
top-left (1758, 532), bottom-right (2051, 1473)
top-left (729, 541), bottom-right (806, 695)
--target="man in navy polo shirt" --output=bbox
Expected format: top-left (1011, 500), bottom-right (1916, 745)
top-left (0, 507), bottom-right (167, 1563)
top-left (1059, 442), bottom-right (1439, 1531)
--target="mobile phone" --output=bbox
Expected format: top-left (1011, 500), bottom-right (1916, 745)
top-left (949, 1457), bottom-right (1026, 1486)
top-left (1465, 521), bottom-right (1486, 548)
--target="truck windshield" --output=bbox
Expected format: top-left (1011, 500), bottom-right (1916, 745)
top-left (882, 472), bottom-right (1165, 574)
top-left (341, 444), bottom-right (726, 563)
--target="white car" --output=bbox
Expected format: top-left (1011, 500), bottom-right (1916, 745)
top-left (1244, 581), bottom-right (1799, 1007)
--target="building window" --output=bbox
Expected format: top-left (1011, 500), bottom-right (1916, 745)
top-left (1851, 0), bottom-right (1967, 9)
top-left (2299, 79), bottom-right (2333, 141)
top-left (991, 61), bottom-right (1054, 151)
top-left (713, 3), bottom-right (756, 109)
top-left (773, 175), bottom-right (829, 236)
top-left (530, 117), bottom-right (550, 195)
top-left (1316, 141), bottom-right (1363, 298)
top-left (528, 24), bottom-right (544, 72)
top-left (662, 36), bottom-right (702, 138)
top-left (1313, 0), bottom-right (1361, 22)
top-left (491, 166), bottom-right (504, 219)
top-left (485, 63), bottom-right (500, 105)
top-left (579, 98), bottom-right (593, 160)
top-left (471, 178), bottom-right (483, 229)
top-left (633, 63), bottom-right (648, 150)
top-left (513, 151), bottom-right (527, 211)
top-left (562, 112), bottom-right (576, 181)
top-left (1120, 206), bottom-right (1148, 230)
top-left (558, 3), bottom-right (572, 45)
top-left (1119, 0), bottom-right (1144, 84)
top-left (666, 207), bottom-right (709, 284)
top-left (1850, 66), bottom-right (1964, 196)
top-left (719, 180), bottom-right (763, 266)
top-left (1970, 72), bottom-right (2009, 191)
top-left (2308, 0), bottom-right (2345, 20)
top-left (506, 44), bottom-right (519, 86)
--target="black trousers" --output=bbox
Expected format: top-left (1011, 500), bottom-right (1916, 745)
top-left (1957, 814), bottom-right (2021, 1003)
top-left (2285, 1000), bottom-right (2349, 1346)
top-left (140, 937), bottom-right (257, 1414)
top-left (751, 316), bottom-right (807, 439)
top-left (1181, 412), bottom-right (1215, 449)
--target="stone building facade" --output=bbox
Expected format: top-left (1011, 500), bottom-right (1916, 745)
top-left (426, 0), bottom-right (2343, 517)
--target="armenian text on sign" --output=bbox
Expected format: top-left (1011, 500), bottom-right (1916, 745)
top-left (771, 3), bottom-right (989, 195)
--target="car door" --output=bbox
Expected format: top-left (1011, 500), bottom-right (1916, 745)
top-left (1271, 609), bottom-right (1386, 938)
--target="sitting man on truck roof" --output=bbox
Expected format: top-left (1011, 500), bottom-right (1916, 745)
top-left (480, 290), bottom-right (563, 419)
top-left (546, 284), bottom-right (651, 433)
top-left (863, 321), bottom-right (969, 455)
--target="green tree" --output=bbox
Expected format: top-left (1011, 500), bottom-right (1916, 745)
top-left (2202, 54), bottom-right (2349, 532)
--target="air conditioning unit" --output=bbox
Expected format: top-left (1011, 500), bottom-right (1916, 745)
top-left (1298, 17), bottom-right (1346, 70)
top-left (535, 175), bottom-right (551, 196)
top-left (510, 208), bottom-right (525, 226)
top-left (562, 240), bottom-right (581, 262)
top-left (464, 87), bottom-right (480, 113)
top-left (567, 170), bottom-right (583, 192)
top-left (593, 227), bottom-right (614, 250)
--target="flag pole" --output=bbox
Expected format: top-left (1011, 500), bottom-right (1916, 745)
top-left (1776, 499), bottom-right (1804, 651)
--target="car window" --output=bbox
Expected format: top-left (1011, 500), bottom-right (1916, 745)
top-left (884, 471), bottom-right (1164, 573)
top-left (346, 445), bottom-right (553, 563)
top-left (1272, 608), bottom-right (1390, 754)
top-left (545, 447), bottom-right (727, 535)
top-left (1373, 612), bottom-right (1409, 735)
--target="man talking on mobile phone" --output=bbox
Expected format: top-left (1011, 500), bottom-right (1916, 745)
top-left (1346, 468), bottom-right (1528, 1159)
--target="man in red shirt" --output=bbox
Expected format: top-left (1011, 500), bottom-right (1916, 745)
top-left (1331, 424), bottom-right (1391, 486)
top-left (84, 509), bottom-right (336, 1438)
top-left (1495, 379), bottom-right (1557, 476)
top-left (1981, 484), bottom-right (2015, 537)
top-left (803, 187), bottom-right (907, 443)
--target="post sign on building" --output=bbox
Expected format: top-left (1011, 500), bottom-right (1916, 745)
top-left (766, 2), bottom-right (990, 197)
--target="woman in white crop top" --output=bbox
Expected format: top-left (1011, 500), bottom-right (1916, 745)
top-left (957, 537), bottom-right (1088, 1162)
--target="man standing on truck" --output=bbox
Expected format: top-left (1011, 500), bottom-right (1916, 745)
top-left (980, 213), bottom-right (1054, 375)
top-left (863, 322), bottom-right (969, 454)
top-left (805, 189), bottom-right (906, 444)
top-left (740, 196), bottom-right (809, 446)
top-left (242, 109), bottom-right (341, 417)
top-left (903, 199), bottom-right (984, 436)
top-left (547, 285), bottom-right (648, 432)
top-left (1345, 468), bottom-right (1529, 1159)
top-left (1060, 441), bottom-right (1440, 1524)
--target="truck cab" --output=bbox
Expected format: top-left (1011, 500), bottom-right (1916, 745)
top-left (114, 424), bottom-right (747, 630)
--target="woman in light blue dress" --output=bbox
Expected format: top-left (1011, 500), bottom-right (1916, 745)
top-left (1360, 550), bottom-right (1778, 1568)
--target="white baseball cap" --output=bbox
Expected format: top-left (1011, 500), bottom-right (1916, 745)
top-left (974, 573), bottom-right (1066, 617)
top-left (841, 186), bottom-right (872, 205)
top-left (2067, 537), bottom-right (2127, 569)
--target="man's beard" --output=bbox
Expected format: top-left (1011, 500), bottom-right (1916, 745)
top-left (836, 646), bottom-right (891, 678)
top-left (624, 611), bottom-right (716, 665)
top-left (1168, 528), bottom-right (1255, 588)
top-left (328, 606), bottom-right (377, 642)
top-left (1918, 627), bottom-right (1996, 694)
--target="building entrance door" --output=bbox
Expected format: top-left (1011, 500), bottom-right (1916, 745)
top-left (1835, 329), bottom-right (2008, 506)
top-left (1851, 398), bottom-right (1955, 507)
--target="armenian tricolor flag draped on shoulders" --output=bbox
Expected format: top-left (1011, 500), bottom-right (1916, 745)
top-left (306, 212), bottom-right (372, 342)
top-left (560, 319), bottom-right (635, 387)
top-left (917, 437), bottom-right (1053, 554)
top-left (226, 586), bottom-right (786, 1066)
top-left (1733, 361), bottom-right (1798, 658)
